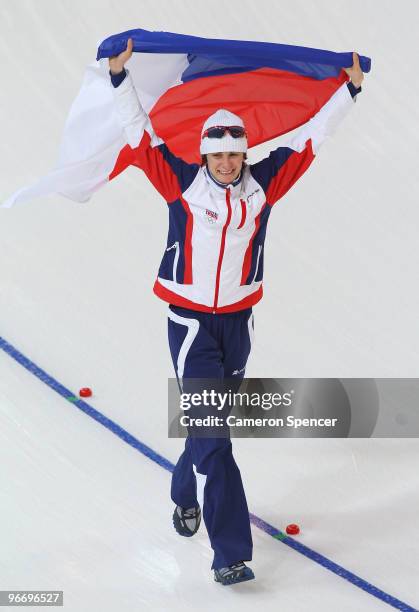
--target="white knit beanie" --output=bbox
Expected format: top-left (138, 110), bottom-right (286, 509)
top-left (200, 108), bottom-right (248, 154)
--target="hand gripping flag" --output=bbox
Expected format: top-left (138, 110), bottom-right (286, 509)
top-left (2, 29), bottom-right (371, 208)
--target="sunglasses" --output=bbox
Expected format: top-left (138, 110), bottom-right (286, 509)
top-left (202, 125), bottom-right (247, 139)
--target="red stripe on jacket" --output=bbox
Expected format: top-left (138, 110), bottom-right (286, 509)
top-left (266, 140), bottom-right (315, 205)
top-left (153, 279), bottom-right (263, 313)
top-left (179, 196), bottom-right (193, 284)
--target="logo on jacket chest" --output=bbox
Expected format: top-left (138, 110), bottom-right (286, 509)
top-left (246, 188), bottom-right (261, 204)
top-left (205, 209), bottom-right (218, 224)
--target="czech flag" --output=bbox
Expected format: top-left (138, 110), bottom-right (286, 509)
top-left (2, 29), bottom-right (371, 208)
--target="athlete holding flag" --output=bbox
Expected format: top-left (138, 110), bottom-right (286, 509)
top-left (108, 37), bottom-right (364, 586)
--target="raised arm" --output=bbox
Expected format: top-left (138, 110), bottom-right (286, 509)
top-left (109, 39), bottom-right (199, 201)
top-left (250, 52), bottom-right (364, 206)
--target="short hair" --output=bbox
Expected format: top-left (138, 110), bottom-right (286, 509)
top-left (201, 153), bottom-right (247, 166)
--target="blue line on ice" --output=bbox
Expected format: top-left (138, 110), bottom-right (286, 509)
top-left (1, 335), bottom-right (416, 612)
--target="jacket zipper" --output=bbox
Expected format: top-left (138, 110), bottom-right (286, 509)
top-left (166, 241), bottom-right (180, 282)
top-left (213, 188), bottom-right (232, 312)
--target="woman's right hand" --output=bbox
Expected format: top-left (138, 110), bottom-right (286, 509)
top-left (109, 37), bottom-right (133, 75)
top-left (343, 52), bottom-right (364, 89)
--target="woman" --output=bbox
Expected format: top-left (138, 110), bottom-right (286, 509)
top-left (109, 38), bottom-right (364, 585)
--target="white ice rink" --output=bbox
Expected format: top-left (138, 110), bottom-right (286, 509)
top-left (1, 1), bottom-right (419, 610)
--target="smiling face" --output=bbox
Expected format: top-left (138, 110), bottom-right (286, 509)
top-left (206, 152), bottom-right (245, 184)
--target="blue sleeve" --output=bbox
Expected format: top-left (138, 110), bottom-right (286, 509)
top-left (347, 82), bottom-right (362, 98)
top-left (109, 68), bottom-right (127, 88)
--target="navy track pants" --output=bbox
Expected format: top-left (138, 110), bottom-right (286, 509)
top-left (167, 304), bottom-right (254, 570)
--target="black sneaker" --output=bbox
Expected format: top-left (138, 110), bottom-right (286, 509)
top-left (214, 562), bottom-right (255, 585)
top-left (172, 504), bottom-right (201, 537)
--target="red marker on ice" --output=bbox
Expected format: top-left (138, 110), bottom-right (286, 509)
top-left (286, 523), bottom-right (300, 535)
top-left (79, 387), bottom-right (92, 398)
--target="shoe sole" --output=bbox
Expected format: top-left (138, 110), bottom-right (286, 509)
top-left (172, 510), bottom-right (201, 537)
top-left (214, 568), bottom-right (255, 585)
top-left (172, 517), bottom-right (194, 537)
